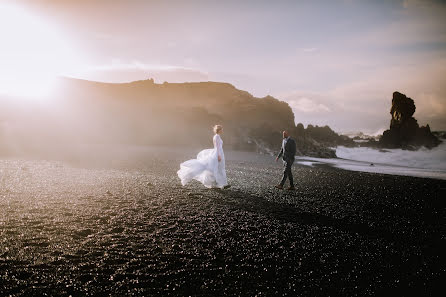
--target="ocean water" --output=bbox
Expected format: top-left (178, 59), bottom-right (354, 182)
top-left (296, 141), bottom-right (446, 180)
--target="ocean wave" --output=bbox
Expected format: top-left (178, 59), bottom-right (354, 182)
top-left (336, 141), bottom-right (446, 171)
top-left (296, 141), bottom-right (446, 180)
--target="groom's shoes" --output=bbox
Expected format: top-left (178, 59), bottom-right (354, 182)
top-left (275, 184), bottom-right (284, 189)
top-left (287, 186), bottom-right (296, 191)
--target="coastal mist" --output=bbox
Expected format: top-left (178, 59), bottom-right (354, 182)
top-left (1, 78), bottom-right (292, 164)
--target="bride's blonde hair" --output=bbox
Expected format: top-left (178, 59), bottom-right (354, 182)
top-left (213, 124), bottom-right (223, 134)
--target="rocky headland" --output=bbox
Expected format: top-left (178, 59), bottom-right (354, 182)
top-left (379, 92), bottom-right (441, 149)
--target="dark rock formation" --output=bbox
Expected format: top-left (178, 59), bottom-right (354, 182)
top-left (380, 92), bottom-right (440, 149)
top-left (433, 131), bottom-right (446, 140)
top-left (291, 124), bottom-right (355, 158)
top-left (305, 125), bottom-right (355, 147)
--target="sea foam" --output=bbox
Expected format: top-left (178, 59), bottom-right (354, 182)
top-left (296, 141), bottom-right (446, 180)
top-left (336, 141), bottom-right (446, 171)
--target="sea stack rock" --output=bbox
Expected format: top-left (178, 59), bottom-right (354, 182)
top-left (379, 91), bottom-right (440, 149)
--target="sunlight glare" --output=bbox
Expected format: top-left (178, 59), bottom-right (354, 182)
top-left (0, 3), bottom-right (81, 98)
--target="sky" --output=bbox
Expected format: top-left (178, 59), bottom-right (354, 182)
top-left (1, 0), bottom-right (446, 134)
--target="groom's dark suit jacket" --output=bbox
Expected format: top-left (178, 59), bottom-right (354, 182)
top-left (277, 137), bottom-right (297, 161)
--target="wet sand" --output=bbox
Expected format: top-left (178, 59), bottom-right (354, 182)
top-left (0, 149), bottom-right (445, 296)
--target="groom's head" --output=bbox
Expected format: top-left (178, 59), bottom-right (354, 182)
top-left (282, 130), bottom-right (289, 138)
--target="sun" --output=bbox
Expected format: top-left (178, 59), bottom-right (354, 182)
top-left (0, 3), bottom-right (81, 98)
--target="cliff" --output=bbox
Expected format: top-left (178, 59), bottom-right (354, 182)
top-left (0, 78), bottom-right (346, 158)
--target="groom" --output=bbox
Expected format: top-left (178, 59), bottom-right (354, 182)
top-left (275, 130), bottom-right (297, 190)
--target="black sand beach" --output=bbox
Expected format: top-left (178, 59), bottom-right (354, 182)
top-left (0, 149), bottom-right (445, 296)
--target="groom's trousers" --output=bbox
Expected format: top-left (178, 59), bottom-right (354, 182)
top-left (280, 158), bottom-right (294, 187)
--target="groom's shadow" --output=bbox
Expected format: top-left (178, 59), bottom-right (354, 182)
top-left (211, 187), bottom-right (400, 243)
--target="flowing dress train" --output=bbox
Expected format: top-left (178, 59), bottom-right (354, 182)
top-left (177, 134), bottom-right (227, 188)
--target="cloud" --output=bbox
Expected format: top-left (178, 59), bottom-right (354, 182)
top-left (278, 89), bottom-right (390, 134)
top-left (71, 61), bottom-right (209, 83)
top-left (29, 0), bottom-right (444, 134)
top-left (277, 55), bottom-right (446, 133)
top-left (285, 96), bottom-right (331, 113)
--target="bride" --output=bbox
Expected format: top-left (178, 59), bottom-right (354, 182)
top-left (177, 125), bottom-right (229, 189)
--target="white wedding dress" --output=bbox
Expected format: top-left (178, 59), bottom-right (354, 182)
top-left (177, 134), bottom-right (228, 188)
